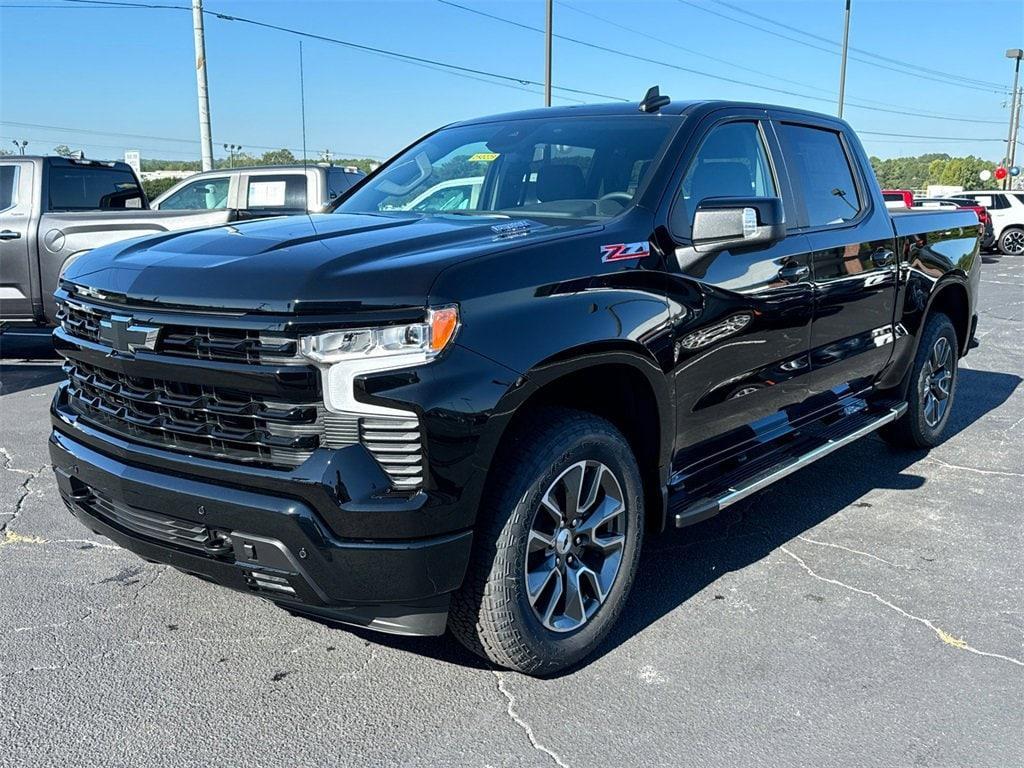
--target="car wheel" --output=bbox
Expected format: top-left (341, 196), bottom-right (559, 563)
top-left (882, 311), bottom-right (959, 449)
top-left (999, 227), bottom-right (1024, 256)
top-left (449, 407), bottom-right (643, 675)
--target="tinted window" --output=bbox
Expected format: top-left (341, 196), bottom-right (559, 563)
top-left (411, 184), bottom-right (474, 212)
top-left (0, 165), bottom-right (18, 211)
top-left (962, 193), bottom-right (1007, 210)
top-left (779, 124), bottom-right (861, 227)
top-left (677, 121), bottom-right (776, 228)
top-left (336, 116), bottom-right (677, 220)
top-left (327, 169), bottom-right (362, 201)
top-left (47, 165), bottom-right (144, 211)
top-left (245, 174), bottom-right (306, 211)
top-left (159, 177), bottom-right (230, 210)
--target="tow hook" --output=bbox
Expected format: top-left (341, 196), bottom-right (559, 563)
top-left (204, 532), bottom-right (233, 556)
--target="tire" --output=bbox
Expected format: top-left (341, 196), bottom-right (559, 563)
top-left (881, 311), bottom-right (959, 449)
top-left (998, 227), bottom-right (1024, 256)
top-left (449, 407), bottom-right (644, 675)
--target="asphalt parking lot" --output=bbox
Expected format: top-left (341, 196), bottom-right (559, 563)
top-left (1, 256), bottom-right (1022, 768)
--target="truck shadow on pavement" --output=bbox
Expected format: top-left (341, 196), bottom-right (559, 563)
top-left (345, 367), bottom-right (1021, 675)
top-left (0, 329), bottom-right (63, 397)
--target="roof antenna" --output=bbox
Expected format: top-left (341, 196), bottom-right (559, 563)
top-left (639, 85), bottom-right (670, 113)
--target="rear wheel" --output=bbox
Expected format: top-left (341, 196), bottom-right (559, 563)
top-left (449, 408), bottom-right (643, 675)
top-left (882, 311), bottom-right (959, 449)
top-left (999, 227), bottom-right (1024, 256)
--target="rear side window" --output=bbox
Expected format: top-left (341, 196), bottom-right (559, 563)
top-left (47, 165), bottom-right (144, 211)
top-left (327, 169), bottom-right (361, 201)
top-left (779, 124), bottom-right (861, 227)
top-left (0, 165), bottom-right (18, 211)
top-left (245, 174), bottom-right (306, 211)
top-left (966, 193), bottom-right (1008, 210)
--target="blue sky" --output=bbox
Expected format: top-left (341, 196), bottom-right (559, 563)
top-left (1, 0), bottom-right (1021, 164)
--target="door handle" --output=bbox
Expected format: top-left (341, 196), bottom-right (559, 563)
top-left (871, 248), bottom-right (894, 267)
top-left (0, 230), bottom-right (21, 241)
top-left (778, 263), bottom-right (809, 282)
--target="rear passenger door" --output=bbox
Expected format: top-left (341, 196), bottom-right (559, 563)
top-left (774, 117), bottom-right (898, 396)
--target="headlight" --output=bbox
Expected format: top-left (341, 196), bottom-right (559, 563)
top-left (298, 305), bottom-right (459, 365)
top-left (299, 305), bottom-right (460, 416)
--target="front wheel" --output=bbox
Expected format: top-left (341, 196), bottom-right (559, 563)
top-left (449, 408), bottom-right (643, 675)
top-left (999, 227), bottom-right (1024, 256)
top-left (882, 311), bottom-right (959, 449)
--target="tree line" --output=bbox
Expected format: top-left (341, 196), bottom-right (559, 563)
top-left (869, 153), bottom-right (999, 191)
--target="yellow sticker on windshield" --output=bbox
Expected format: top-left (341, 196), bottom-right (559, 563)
top-left (469, 152), bottom-right (500, 162)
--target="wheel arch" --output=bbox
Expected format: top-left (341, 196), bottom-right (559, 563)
top-left (478, 346), bottom-right (673, 535)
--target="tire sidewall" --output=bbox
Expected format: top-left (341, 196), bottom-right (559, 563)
top-left (908, 315), bottom-right (958, 446)
top-left (999, 227), bottom-right (1024, 256)
top-left (493, 429), bottom-right (644, 667)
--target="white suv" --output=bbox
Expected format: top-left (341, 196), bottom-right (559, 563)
top-left (956, 190), bottom-right (1024, 255)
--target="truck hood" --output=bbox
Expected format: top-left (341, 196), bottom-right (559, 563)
top-left (62, 212), bottom-right (582, 314)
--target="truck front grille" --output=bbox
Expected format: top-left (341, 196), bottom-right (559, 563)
top-left (56, 300), bottom-right (299, 365)
top-left (64, 360), bottom-right (322, 467)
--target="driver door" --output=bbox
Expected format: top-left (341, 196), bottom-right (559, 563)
top-left (661, 116), bottom-right (815, 473)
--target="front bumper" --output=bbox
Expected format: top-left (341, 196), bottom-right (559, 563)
top-left (49, 419), bottom-right (473, 636)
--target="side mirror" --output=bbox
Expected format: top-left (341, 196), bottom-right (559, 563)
top-left (691, 197), bottom-right (785, 253)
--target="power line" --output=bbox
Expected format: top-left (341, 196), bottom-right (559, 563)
top-left (0, 120), bottom-right (389, 159)
top-left (555, 0), bottom-right (1005, 124)
top-left (858, 130), bottom-right (1007, 141)
top-left (437, 0), bottom-right (1006, 126)
top-left (710, 0), bottom-right (1006, 91)
top-left (676, 0), bottom-right (1008, 95)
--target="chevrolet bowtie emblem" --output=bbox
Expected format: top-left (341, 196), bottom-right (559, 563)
top-left (97, 315), bottom-right (160, 355)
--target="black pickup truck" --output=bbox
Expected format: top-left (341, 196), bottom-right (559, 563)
top-left (49, 93), bottom-right (980, 675)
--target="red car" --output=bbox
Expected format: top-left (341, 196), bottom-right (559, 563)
top-left (882, 189), bottom-right (914, 209)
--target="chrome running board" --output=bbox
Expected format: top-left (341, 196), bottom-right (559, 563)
top-left (673, 402), bottom-right (908, 528)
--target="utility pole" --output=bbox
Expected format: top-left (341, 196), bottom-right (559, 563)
top-left (544, 0), bottom-right (553, 107)
top-left (1004, 49), bottom-right (1023, 190)
top-left (837, 0), bottom-right (851, 118)
top-left (1010, 86), bottom-right (1022, 189)
top-left (192, 0), bottom-right (214, 172)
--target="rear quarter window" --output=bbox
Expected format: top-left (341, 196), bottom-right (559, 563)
top-left (47, 165), bottom-right (144, 211)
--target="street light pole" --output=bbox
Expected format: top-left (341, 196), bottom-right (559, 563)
top-left (544, 0), bottom-right (553, 107)
top-left (1004, 49), bottom-right (1023, 189)
top-left (192, 0), bottom-right (214, 172)
top-left (837, 0), bottom-right (852, 118)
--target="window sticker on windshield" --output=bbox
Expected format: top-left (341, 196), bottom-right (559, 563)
top-left (600, 242), bottom-right (649, 262)
top-left (249, 180), bottom-right (287, 206)
top-left (469, 152), bottom-right (500, 162)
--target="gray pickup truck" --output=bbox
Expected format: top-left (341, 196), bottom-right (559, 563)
top-left (0, 156), bottom-right (228, 326)
top-left (0, 157), bottom-right (366, 327)
top-left (150, 164), bottom-right (365, 217)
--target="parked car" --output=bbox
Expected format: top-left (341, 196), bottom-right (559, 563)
top-left (881, 188), bottom-right (914, 209)
top-left (50, 95), bottom-right (980, 675)
top-left (0, 156), bottom-right (233, 326)
top-left (953, 190), bottom-right (1024, 255)
top-left (151, 164), bottom-right (365, 217)
top-left (913, 197), bottom-right (994, 250)
top-left (399, 176), bottom-right (484, 211)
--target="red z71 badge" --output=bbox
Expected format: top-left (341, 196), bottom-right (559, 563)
top-left (600, 242), bottom-right (650, 262)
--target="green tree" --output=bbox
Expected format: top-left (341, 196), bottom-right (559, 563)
top-left (53, 144), bottom-right (75, 157)
top-left (141, 176), bottom-right (179, 201)
top-left (259, 148), bottom-right (297, 165)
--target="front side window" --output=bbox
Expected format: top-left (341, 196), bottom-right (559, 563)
top-left (0, 165), bottom-right (18, 211)
top-left (779, 124), bottom-right (861, 227)
top-left (160, 177), bottom-right (230, 210)
top-left (335, 116), bottom-right (679, 220)
top-left (246, 174), bottom-right (306, 211)
top-left (676, 121), bottom-right (776, 228)
top-left (47, 165), bottom-right (144, 211)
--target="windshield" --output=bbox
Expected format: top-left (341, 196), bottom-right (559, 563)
top-left (335, 115), bottom-right (680, 220)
